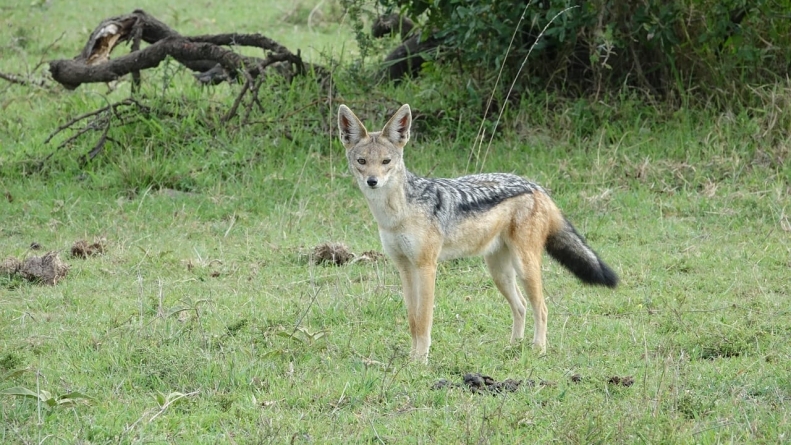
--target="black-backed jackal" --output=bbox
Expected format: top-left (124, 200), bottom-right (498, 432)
top-left (338, 104), bottom-right (618, 363)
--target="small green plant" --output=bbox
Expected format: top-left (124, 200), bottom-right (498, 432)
top-left (0, 386), bottom-right (93, 409)
top-left (275, 326), bottom-right (328, 345)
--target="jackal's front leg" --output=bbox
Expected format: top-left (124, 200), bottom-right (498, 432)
top-left (394, 259), bottom-right (419, 356)
top-left (411, 262), bottom-right (437, 362)
top-left (394, 257), bottom-right (437, 363)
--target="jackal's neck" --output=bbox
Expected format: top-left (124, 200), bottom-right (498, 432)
top-left (362, 167), bottom-right (412, 230)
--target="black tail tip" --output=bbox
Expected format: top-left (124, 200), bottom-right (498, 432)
top-left (596, 260), bottom-right (619, 288)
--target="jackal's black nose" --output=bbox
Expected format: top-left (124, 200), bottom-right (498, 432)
top-left (366, 177), bottom-right (378, 187)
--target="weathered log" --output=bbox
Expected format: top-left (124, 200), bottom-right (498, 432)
top-left (48, 9), bottom-right (305, 90)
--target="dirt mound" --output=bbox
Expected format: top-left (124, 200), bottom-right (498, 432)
top-left (2, 252), bottom-right (70, 285)
top-left (71, 239), bottom-right (106, 258)
top-left (607, 375), bottom-right (635, 387)
top-left (1, 257), bottom-right (22, 275)
top-left (310, 243), bottom-right (386, 266)
top-left (432, 373), bottom-right (524, 395)
top-left (356, 250), bottom-right (386, 263)
top-left (312, 242), bottom-right (354, 266)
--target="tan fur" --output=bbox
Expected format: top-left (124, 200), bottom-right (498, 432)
top-left (338, 104), bottom-right (591, 363)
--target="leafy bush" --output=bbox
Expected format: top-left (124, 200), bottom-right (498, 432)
top-left (374, 0), bottom-right (791, 103)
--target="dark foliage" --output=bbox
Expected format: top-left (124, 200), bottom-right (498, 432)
top-left (373, 0), bottom-right (791, 102)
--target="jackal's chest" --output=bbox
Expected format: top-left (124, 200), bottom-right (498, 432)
top-left (378, 229), bottom-right (421, 260)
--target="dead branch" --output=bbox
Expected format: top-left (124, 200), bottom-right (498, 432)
top-left (0, 71), bottom-right (29, 86)
top-left (44, 98), bottom-right (145, 144)
top-left (48, 9), bottom-right (308, 90)
top-left (0, 71), bottom-right (50, 88)
top-left (43, 98), bottom-right (153, 165)
top-left (83, 116), bottom-right (112, 163)
top-left (224, 77), bottom-right (252, 123)
top-left (36, 9), bottom-right (330, 166)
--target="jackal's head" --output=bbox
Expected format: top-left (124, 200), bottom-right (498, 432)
top-left (337, 104), bottom-right (411, 190)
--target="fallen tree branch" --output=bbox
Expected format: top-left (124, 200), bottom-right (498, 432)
top-left (47, 9), bottom-right (308, 90)
top-left (0, 71), bottom-right (30, 86)
top-left (0, 71), bottom-right (50, 88)
top-left (36, 9), bottom-right (329, 166)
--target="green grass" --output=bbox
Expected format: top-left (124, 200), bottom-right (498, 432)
top-left (2, 0), bottom-right (791, 443)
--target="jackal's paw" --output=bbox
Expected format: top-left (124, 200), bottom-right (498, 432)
top-left (410, 351), bottom-right (430, 365)
top-left (501, 341), bottom-right (526, 359)
top-left (509, 335), bottom-right (525, 344)
top-left (532, 341), bottom-right (547, 356)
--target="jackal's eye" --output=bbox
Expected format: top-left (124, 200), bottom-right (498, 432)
top-left (356, 158), bottom-right (366, 165)
top-left (382, 159), bottom-right (391, 165)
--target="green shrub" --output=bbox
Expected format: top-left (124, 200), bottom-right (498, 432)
top-left (373, 0), bottom-right (791, 103)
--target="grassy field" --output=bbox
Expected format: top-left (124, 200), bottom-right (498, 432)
top-left (2, 0), bottom-right (790, 443)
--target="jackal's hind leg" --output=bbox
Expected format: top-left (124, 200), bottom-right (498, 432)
top-left (514, 252), bottom-right (548, 354)
top-left (484, 246), bottom-right (527, 344)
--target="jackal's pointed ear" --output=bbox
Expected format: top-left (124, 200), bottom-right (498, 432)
top-left (338, 105), bottom-right (368, 150)
top-left (381, 104), bottom-right (411, 149)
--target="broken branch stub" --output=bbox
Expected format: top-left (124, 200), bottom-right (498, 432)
top-left (48, 9), bottom-right (307, 90)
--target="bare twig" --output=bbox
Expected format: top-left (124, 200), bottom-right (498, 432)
top-left (0, 71), bottom-right (48, 88)
top-left (33, 32), bottom-right (66, 71)
top-left (242, 74), bottom-right (265, 126)
top-left (44, 98), bottom-right (145, 145)
top-left (44, 100), bottom-right (121, 144)
top-left (81, 117), bottom-right (112, 164)
top-left (223, 77), bottom-right (252, 123)
top-left (130, 18), bottom-right (143, 94)
top-left (53, 121), bottom-right (104, 149)
top-left (43, 97), bottom-right (152, 165)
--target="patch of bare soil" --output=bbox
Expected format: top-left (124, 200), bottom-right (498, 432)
top-left (2, 252), bottom-right (70, 285)
top-left (71, 239), bottom-right (106, 258)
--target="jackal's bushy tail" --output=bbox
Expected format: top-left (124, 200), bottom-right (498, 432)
top-left (545, 219), bottom-right (619, 287)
